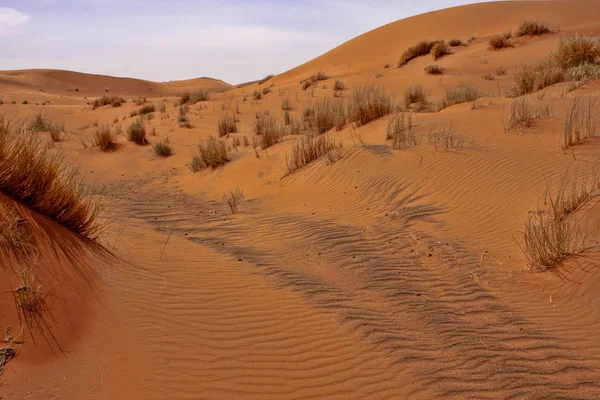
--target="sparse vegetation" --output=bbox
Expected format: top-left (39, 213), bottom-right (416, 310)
top-left (217, 115), bottom-right (238, 137)
top-left (309, 71), bottom-right (330, 82)
top-left (253, 90), bottom-right (263, 100)
top-left (516, 20), bottom-right (551, 37)
top-left (189, 137), bottom-right (229, 171)
top-left (481, 73), bottom-right (495, 81)
top-left (424, 64), bottom-right (442, 75)
top-left (28, 114), bottom-right (62, 137)
top-left (399, 40), bottom-right (443, 67)
top-left (126, 118), bottom-right (149, 145)
top-left (138, 103), bottom-right (155, 115)
top-left (438, 82), bottom-right (482, 110)
top-left (258, 74), bottom-right (275, 85)
top-left (222, 187), bottom-right (245, 214)
top-left (152, 138), bottom-right (173, 158)
top-left (488, 34), bottom-right (513, 50)
top-left (448, 38), bottom-right (466, 47)
top-left (403, 85), bottom-right (429, 110)
top-left (282, 98), bottom-right (293, 110)
top-left (262, 87), bottom-right (271, 95)
top-left (387, 112), bottom-right (418, 149)
top-left (431, 41), bottom-right (452, 60)
top-left (254, 116), bottom-right (285, 149)
top-left (303, 99), bottom-right (346, 134)
top-left (285, 135), bottom-right (342, 174)
top-left (496, 66), bottom-right (507, 76)
top-left (93, 125), bottom-right (118, 151)
top-left (347, 84), bottom-right (393, 126)
top-left (504, 96), bottom-right (553, 131)
top-left (302, 81), bottom-right (312, 90)
top-left (0, 117), bottom-right (100, 236)
top-left (333, 80), bottom-right (345, 91)
top-left (562, 96), bottom-right (599, 149)
top-left (179, 90), bottom-right (210, 105)
top-left (91, 95), bottom-right (126, 110)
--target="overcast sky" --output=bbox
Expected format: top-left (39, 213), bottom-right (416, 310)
top-left (1, 1), bottom-right (491, 84)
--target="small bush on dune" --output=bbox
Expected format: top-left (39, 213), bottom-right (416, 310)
top-left (222, 187), bottom-right (245, 214)
top-left (481, 73), bottom-right (495, 81)
top-left (138, 103), bottom-right (155, 115)
top-left (552, 35), bottom-right (600, 70)
top-left (489, 35), bottom-right (513, 50)
top-left (403, 85), bottom-right (429, 110)
top-left (516, 20), bottom-right (551, 37)
top-left (258, 74), bottom-right (275, 85)
top-left (431, 41), bottom-right (452, 60)
top-left (189, 137), bottom-right (229, 172)
top-left (126, 118), bottom-right (149, 145)
top-left (152, 138), bottom-right (173, 158)
top-left (399, 40), bottom-right (442, 67)
top-left (285, 135), bottom-right (342, 174)
top-left (253, 90), bottom-right (263, 100)
top-left (303, 99), bottom-right (346, 134)
top-left (262, 86), bottom-right (271, 95)
top-left (496, 66), bottom-right (507, 76)
top-left (254, 116), bottom-right (285, 149)
top-left (0, 117), bottom-right (100, 237)
top-left (386, 112), bottom-right (417, 149)
top-left (448, 38), bottom-right (466, 47)
top-left (217, 115), bottom-right (238, 137)
top-left (347, 84), bottom-right (393, 126)
top-left (93, 125), bottom-right (118, 151)
top-left (438, 82), bottom-right (482, 110)
top-left (28, 114), bottom-right (62, 136)
top-left (91, 95), bottom-right (126, 110)
top-left (424, 64), bottom-right (442, 75)
top-left (562, 96), bottom-right (599, 149)
top-left (179, 90), bottom-right (210, 105)
top-left (302, 81), bottom-right (312, 90)
top-left (282, 98), bottom-right (293, 110)
top-left (505, 96), bottom-right (553, 131)
top-left (310, 71), bottom-right (330, 82)
top-left (507, 60), bottom-right (564, 97)
top-left (333, 80), bottom-right (345, 91)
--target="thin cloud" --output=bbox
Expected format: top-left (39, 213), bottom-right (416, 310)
top-left (0, 7), bottom-right (30, 36)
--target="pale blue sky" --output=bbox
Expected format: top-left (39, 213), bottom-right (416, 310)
top-left (1, 1), bottom-right (492, 84)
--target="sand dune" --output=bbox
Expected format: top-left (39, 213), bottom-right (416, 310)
top-left (1, 0), bottom-right (600, 399)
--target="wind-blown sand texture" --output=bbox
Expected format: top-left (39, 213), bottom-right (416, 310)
top-left (1, 0), bottom-right (600, 398)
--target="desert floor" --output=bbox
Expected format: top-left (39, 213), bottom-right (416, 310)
top-left (1, 0), bottom-right (600, 398)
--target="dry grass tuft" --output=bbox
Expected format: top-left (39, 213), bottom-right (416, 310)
top-left (258, 74), bottom-right (275, 85)
top-left (505, 96), bottom-right (553, 131)
top-left (386, 112), bottom-right (418, 149)
top-left (310, 71), bottom-right (330, 82)
top-left (431, 41), bottom-right (452, 60)
top-left (282, 98), bottom-right (293, 110)
top-left (254, 116), bottom-right (284, 149)
top-left (222, 187), bottom-right (245, 214)
top-left (152, 138), bottom-right (173, 158)
top-left (333, 80), bottom-right (345, 91)
top-left (126, 118), bottom-right (149, 145)
top-left (399, 40), bottom-right (442, 67)
top-left (302, 81), bottom-right (312, 90)
top-left (91, 96), bottom-right (126, 110)
top-left (516, 20), bottom-right (551, 37)
top-left (217, 115), bottom-right (238, 137)
top-left (285, 135), bottom-right (342, 174)
top-left (189, 137), bottom-right (229, 171)
top-left (403, 85), bottom-right (429, 110)
top-left (438, 82), bottom-right (482, 110)
top-left (179, 90), bottom-right (210, 105)
top-left (488, 35), bottom-right (513, 50)
top-left (448, 38), bottom-right (466, 47)
top-left (12, 271), bottom-right (56, 344)
top-left (562, 96), bottom-right (599, 149)
top-left (0, 117), bottom-right (100, 237)
top-left (552, 35), bottom-right (600, 70)
top-left (138, 103), bottom-right (155, 115)
top-left (303, 99), bottom-right (346, 134)
top-left (347, 84), bottom-right (393, 127)
top-left (93, 125), bottom-right (118, 151)
top-left (424, 64), bottom-right (442, 75)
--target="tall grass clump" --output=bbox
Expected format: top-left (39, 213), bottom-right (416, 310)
top-left (438, 82), bottom-right (482, 110)
top-left (179, 90), bottom-right (210, 105)
top-left (217, 115), bottom-right (238, 137)
top-left (152, 138), bottom-right (173, 158)
top-left (258, 74), bottom-right (275, 85)
top-left (189, 137), bottom-right (229, 172)
top-left (516, 20), bottom-right (551, 37)
top-left (333, 80), bottom-right (345, 91)
top-left (504, 96), bottom-right (553, 131)
top-left (309, 71), bottom-right (330, 82)
top-left (222, 187), bottom-right (245, 214)
top-left (93, 125), bottom-right (118, 151)
top-left (0, 117), bottom-right (100, 237)
top-left (303, 99), bottom-right (346, 134)
top-left (386, 112), bottom-right (418, 149)
top-left (403, 85), bottom-right (429, 111)
top-left (285, 135), bottom-right (342, 174)
top-left (347, 84), bottom-right (393, 127)
top-left (91, 95), bottom-right (126, 110)
top-left (431, 41), bottom-right (452, 60)
top-left (562, 96), bottom-right (599, 149)
top-left (282, 98), bottom-right (293, 110)
top-left (488, 34), bottom-right (513, 50)
top-left (138, 103), bottom-right (155, 115)
top-left (254, 116), bottom-right (284, 149)
top-left (424, 64), bottom-right (442, 75)
top-left (126, 118), bottom-right (149, 145)
top-left (399, 40), bottom-right (442, 67)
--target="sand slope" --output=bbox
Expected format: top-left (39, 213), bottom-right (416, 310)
top-left (1, 0), bottom-right (600, 399)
